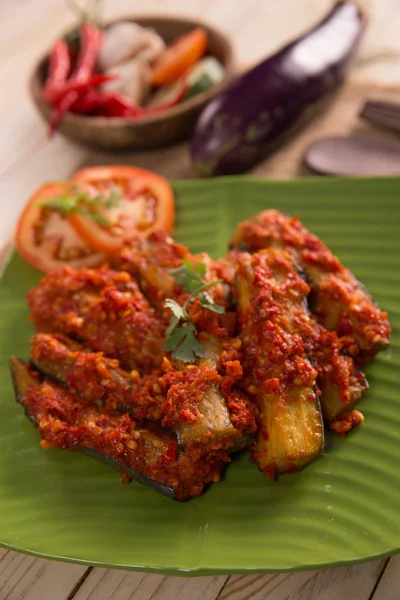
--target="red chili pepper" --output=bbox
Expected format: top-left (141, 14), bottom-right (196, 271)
top-left (72, 75), bottom-right (188, 120)
top-left (71, 92), bottom-right (143, 117)
top-left (67, 44), bottom-right (78, 66)
top-left (97, 94), bottom-right (143, 118)
top-left (46, 23), bottom-right (108, 134)
top-left (48, 90), bottom-right (80, 137)
top-left (72, 22), bottom-right (103, 83)
top-left (43, 40), bottom-right (70, 94)
top-left (69, 90), bottom-right (109, 114)
top-left (43, 72), bottom-right (116, 104)
top-left (47, 79), bottom-right (118, 136)
top-left (44, 23), bottom-right (104, 104)
top-left (48, 40), bottom-right (70, 84)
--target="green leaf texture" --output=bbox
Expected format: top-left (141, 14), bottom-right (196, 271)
top-left (0, 176), bottom-right (399, 574)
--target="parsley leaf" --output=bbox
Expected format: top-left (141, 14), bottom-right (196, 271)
top-left (164, 299), bottom-right (187, 338)
top-left (41, 184), bottom-right (122, 227)
top-left (164, 321), bottom-right (204, 363)
top-left (164, 261), bottom-right (226, 363)
top-left (170, 259), bottom-right (207, 293)
top-left (199, 291), bottom-right (225, 314)
top-left (164, 298), bottom-right (187, 321)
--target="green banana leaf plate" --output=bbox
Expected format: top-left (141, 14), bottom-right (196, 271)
top-left (0, 176), bottom-right (399, 575)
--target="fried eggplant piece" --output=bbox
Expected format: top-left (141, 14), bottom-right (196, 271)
top-left (236, 249), bottom-right (324, 478)
top-left (10, 357), bottom-right (231, 501)
top-left (309, 323), bottom-right (368, 423)
top-left (118, 231), bottom-right (234, 317)
top-left (117, 232), bottom-right (256, 447)
top-left (30, 333), bottom-right (254, 451)
top-left (27, 266), bottom-right (165, 371)
top-left (29, 333), bottom-right (165, 420)
top-left (118, 230), bottom-right (190, 313)
top-left (160, 336), bottom-right (256, 449)
top-left (230, 210), bottom-right (391, 360)
top-left (218, 247), bottom-right (367, 430)
top-left (118, 233), bottom-right (237, 366)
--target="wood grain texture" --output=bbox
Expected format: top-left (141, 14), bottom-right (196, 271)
top-left (2, 0), bottom-right (400, 598)
top-left (66, 559), bottom-right (389, 600)
top-left (0, 548), bottom-right (88, 600)
top-left (371, 556), bottom-right (400, 600)
top-left (72, 569), bottom-right (227, 600)
top-left (219, 560), bottom-right (387, 600)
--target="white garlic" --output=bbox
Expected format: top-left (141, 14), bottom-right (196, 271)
top-left (99, 22), bottom-right (165, 71)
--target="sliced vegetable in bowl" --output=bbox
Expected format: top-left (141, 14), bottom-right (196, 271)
top-left (30, 16), bottom-right (233, 150)
top-left (146, 57), bottom-right (225, 109)
top-left (39, 15), bottom-right (225, 135)
top-left (184, 57), bottom-right (225, 101)
top-left (150, 28), bottom-right (208, 86)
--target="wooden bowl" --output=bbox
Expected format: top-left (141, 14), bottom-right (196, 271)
top-left (30, 16), bottom-right (233, 150)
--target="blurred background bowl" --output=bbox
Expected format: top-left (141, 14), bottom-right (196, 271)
top-left (30, 15), bottom-right (233, 151)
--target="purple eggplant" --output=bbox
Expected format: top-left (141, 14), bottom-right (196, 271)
top-left (191, 1), bottom-right (367, 177)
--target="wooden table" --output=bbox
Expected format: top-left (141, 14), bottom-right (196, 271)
top-left (2, 1), bottom-right (400, 598)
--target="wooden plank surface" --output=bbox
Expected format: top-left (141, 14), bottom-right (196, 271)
top-left (72, 570), bottom-right (228, 600)
top-left (2, 0), bottom-right (400, 599)
top-left (371, 556), bottom-right (400, 600)
top-left (219, 560), bottom-right (389, 600)
top-left (0, 548), bottom-right (88, 600)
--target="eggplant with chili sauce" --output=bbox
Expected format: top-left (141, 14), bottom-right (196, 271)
top-left (309, 323), bottom-right (368, 424)
top-left (119, 233), bottom-right (257, 448)
top-left (236, 249), bottom-right (324, 478)
top-left (27, 266), bottom-right (165, 372)
top-left (229, 209), bottom-right (391, 359)
top-left (29, 333), bottom-right (165, 420)
top-left (29, 333), bottom-right (253, 452)
top-left (10, 357), bottom-right (230, 501)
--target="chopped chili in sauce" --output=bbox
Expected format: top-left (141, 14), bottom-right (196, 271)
top-left (17, 210), bottom-right (390, 500)
top-left (230, 209), bottom-right (391, 358)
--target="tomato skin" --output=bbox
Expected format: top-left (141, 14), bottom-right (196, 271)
top-left (15, 183), bottom-right (106, 273)
top-left (71, 166), bottom-right (175, 255)
top-left (151, 29), bottom-right (207, 86)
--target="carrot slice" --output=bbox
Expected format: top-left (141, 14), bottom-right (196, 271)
top-left (151, 28), bottom-right (207, 86)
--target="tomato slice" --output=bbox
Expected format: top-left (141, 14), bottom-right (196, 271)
top-left (15, 183), bottom-right (107, 273)
top-left (151, 28), bottom-right (207, 86)
top-left (70, 166), bottom-right (175, 255)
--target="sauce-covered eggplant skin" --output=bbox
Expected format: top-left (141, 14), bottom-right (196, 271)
top-left (191, 1), bottom-right (366, 176)
top-left (236, 250), bottom-right (324, 478)
top-left (9, 357), bottom-right (176, 499)
top-left (10, 357), bottom-right (233, 501)
top-left (29, 333), bottom-right (250, 452)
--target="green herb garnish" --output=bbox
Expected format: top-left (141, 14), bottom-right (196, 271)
top-left (41, 184), bottom-right (122, 226)
top-left (163, 260), bottom-right (225, 363)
